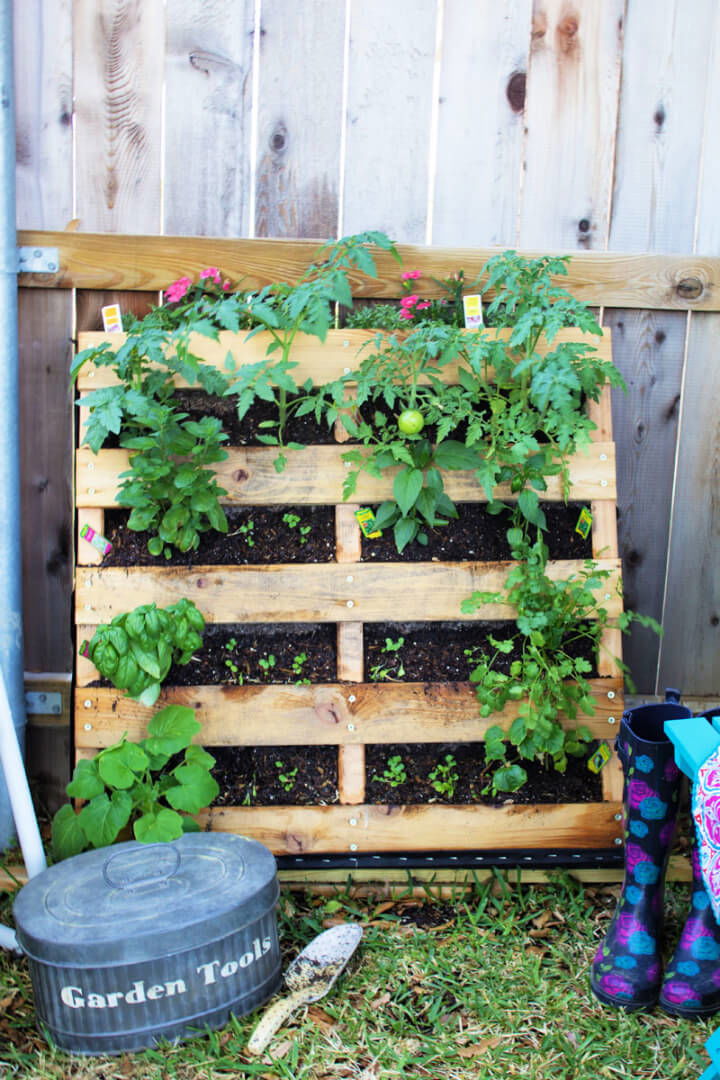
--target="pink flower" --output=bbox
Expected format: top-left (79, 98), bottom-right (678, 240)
top-left (401, 270), bottom-right (422, 281)
top-left (200, 267), bottom-right (222, 284)
top-left (416, 300), bottom-right (431, 310)
top-left (164, 276), bottom-right (192, 303)
top-left (223, 280), bottom-right (231, 291)
top-left (401, 294), bottom-right (420, 307)
top-left (399, 309), bottom-right (415, 320)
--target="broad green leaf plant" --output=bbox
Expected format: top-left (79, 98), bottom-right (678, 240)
top-left (51, 705), bottom-right (219, 860)
top-left (85, 599), bottom-right (205, 707)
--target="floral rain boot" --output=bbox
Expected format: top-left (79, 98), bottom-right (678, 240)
top-left (659, 720), bottom-right (720, 1020)
top-left (590, 696), bottom-right (691, 1011)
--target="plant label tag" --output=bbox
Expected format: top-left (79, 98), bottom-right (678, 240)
top-left (575, 507), bottom-right (593, 539)
top-left (355, 508), bottom-right (382, 538)
top-left (79, 640), bottom-right (90, 659)
top-left (101, 304), bottom-right (123, 332)
top-left (462, 294), bottom-right (483, 329)
top-left (80, 522), bottom-right (112, 555)
top-left (588, 742), bottom-right (612, 773)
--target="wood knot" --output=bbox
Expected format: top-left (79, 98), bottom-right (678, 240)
top-left (557, 13), bottom-right (580, 55)
top-left (506, 71), bottom-right (526, 113)
top-left (270, 122), bottom-right (288, 154)
top-left (195, 577), bottom-right (207, 589)
top-left (675, 277), bottom-right (704, 300)
top-left (316, 702), bottom-right (341, 726)
top-left (232, 468), bottom-right (249, 483)
top-left (531, 12), bottom-right (547, 40)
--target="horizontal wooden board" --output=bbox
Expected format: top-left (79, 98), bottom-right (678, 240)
top-left (74, 678), bottom-right (625, 746)
top-left (74, 326), bottom-right (611, 388)
top-left (19, 230), bottom-right (720, 310)
top-left (198, 801), bottom-right (624, 854)
top-left (75, 559), bottom-right (623, 625)
top-left (0, 857), bottom-right (693, 892)
top-left (76, 441), bottom-right (617, 507)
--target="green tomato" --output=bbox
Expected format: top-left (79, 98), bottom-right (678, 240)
top-left (397, 409), bottom-right (425, 435)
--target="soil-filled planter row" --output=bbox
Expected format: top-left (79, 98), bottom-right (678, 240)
top-left (75, 329), bottom-right (625, 857)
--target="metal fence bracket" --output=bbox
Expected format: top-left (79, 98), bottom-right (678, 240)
top-left (17, 246), bottom-right (59, 274)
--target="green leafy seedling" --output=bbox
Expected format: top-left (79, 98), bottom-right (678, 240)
top-left (51, 705), bottom-right (219, 860)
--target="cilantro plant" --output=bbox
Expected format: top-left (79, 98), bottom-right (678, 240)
top-left (85, 599), bottom-right (205, 707)
top-left (428, 754), bottom-right (459, 799)
top-left (225, 230), bottom-right (399, 472)
top-left (274, 760), bottom-right (298, 793)
top-left (371, 754), bottom-right (408, 788)
top-left (462, 528), bottom-right (662, 794)
top-left (51, 705), bottom-right (219, 860)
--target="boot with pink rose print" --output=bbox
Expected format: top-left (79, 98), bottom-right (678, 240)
top-left (658, 839), bottom-right (720, 1017)
top-left (659, 704), bottom-right (720, 1018)
top-left (590, 695), bottom-right (691, 1011)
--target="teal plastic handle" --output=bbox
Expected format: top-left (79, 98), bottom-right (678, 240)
top-left (664, 717), bottom-right (720, 781)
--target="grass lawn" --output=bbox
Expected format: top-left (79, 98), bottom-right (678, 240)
top-left (0, 872), bottom-right (714, 1079)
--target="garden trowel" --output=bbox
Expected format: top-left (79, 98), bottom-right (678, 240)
top-left (247, 922), bottom-right (363, 1055)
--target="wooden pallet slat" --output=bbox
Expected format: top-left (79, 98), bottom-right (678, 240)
top-left (75, 559), bottom-right (623, 625)
top-left (74, 678), bottom-right (625, 748)
top-left (75, 442), bottom-right (618, 508)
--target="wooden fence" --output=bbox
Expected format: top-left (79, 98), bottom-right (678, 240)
top-left (13, 0), bottom-right (720, 807)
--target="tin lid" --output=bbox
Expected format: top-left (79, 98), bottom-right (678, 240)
top-left (13, 833), bottom-right (279, 966)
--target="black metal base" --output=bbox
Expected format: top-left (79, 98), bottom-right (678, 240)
top-left (276, 848), bottom-right (625, 873)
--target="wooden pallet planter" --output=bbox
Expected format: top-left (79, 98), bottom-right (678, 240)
top-left (74, 328), bottom-right (625, 858)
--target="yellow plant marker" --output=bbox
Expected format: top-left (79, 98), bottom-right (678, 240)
top-left (355, 508), bottom-right (382, 538)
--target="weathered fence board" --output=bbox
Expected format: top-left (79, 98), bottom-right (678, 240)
top-left (164, 0), bottom-right (255, 237)
top-left (342, 0), bottom-right (437, 240)
top-left (432, 0), bottom-right (532, 246)
top-left (14, 0), bottom-right (73, 230)
top-left (254, 0), bottom-right (344, 239)
top-left (519, 0), bottom-right (624, 249)
top-left (609, 0), bottom-right (715, 254)
top-left (603, 309), bottom-right (685, 690)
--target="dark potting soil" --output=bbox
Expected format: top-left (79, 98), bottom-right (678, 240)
top-left (360, 502), bottom-right (593, 562)
top-left (365, 742), bottom-right (603, 807)
top-left (167, 623), bottom-right (337, 686)
top-left (205, 740), bottom-right (602, 808)
top-left (171, 389), bottom-right (338, 446)
top-left (209, 745), bottom-right (339, 806)
top-left (99, 500), bottom-right (591, 567)
top-left (364, 621), bottom-right (598, 682)
top-left (101, 505), bottom-right (337, 566)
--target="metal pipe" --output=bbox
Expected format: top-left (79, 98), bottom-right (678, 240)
top-left (0, 0), bottom-right (27, 851)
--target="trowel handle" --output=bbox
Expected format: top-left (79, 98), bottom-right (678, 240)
top-left (247, 987), bottom-right (311, 1055)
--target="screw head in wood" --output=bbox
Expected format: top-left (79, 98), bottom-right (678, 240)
top-left (83, 700), bottom-right (92, 709)
top-left (83, 722), bottom-right (92, 731)
top-left (347, 694), bottom-right (356, 703)
top-left (349, 843), bottom-right (358, 851)
top-left (607, 690), bottom-right (615, 699)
